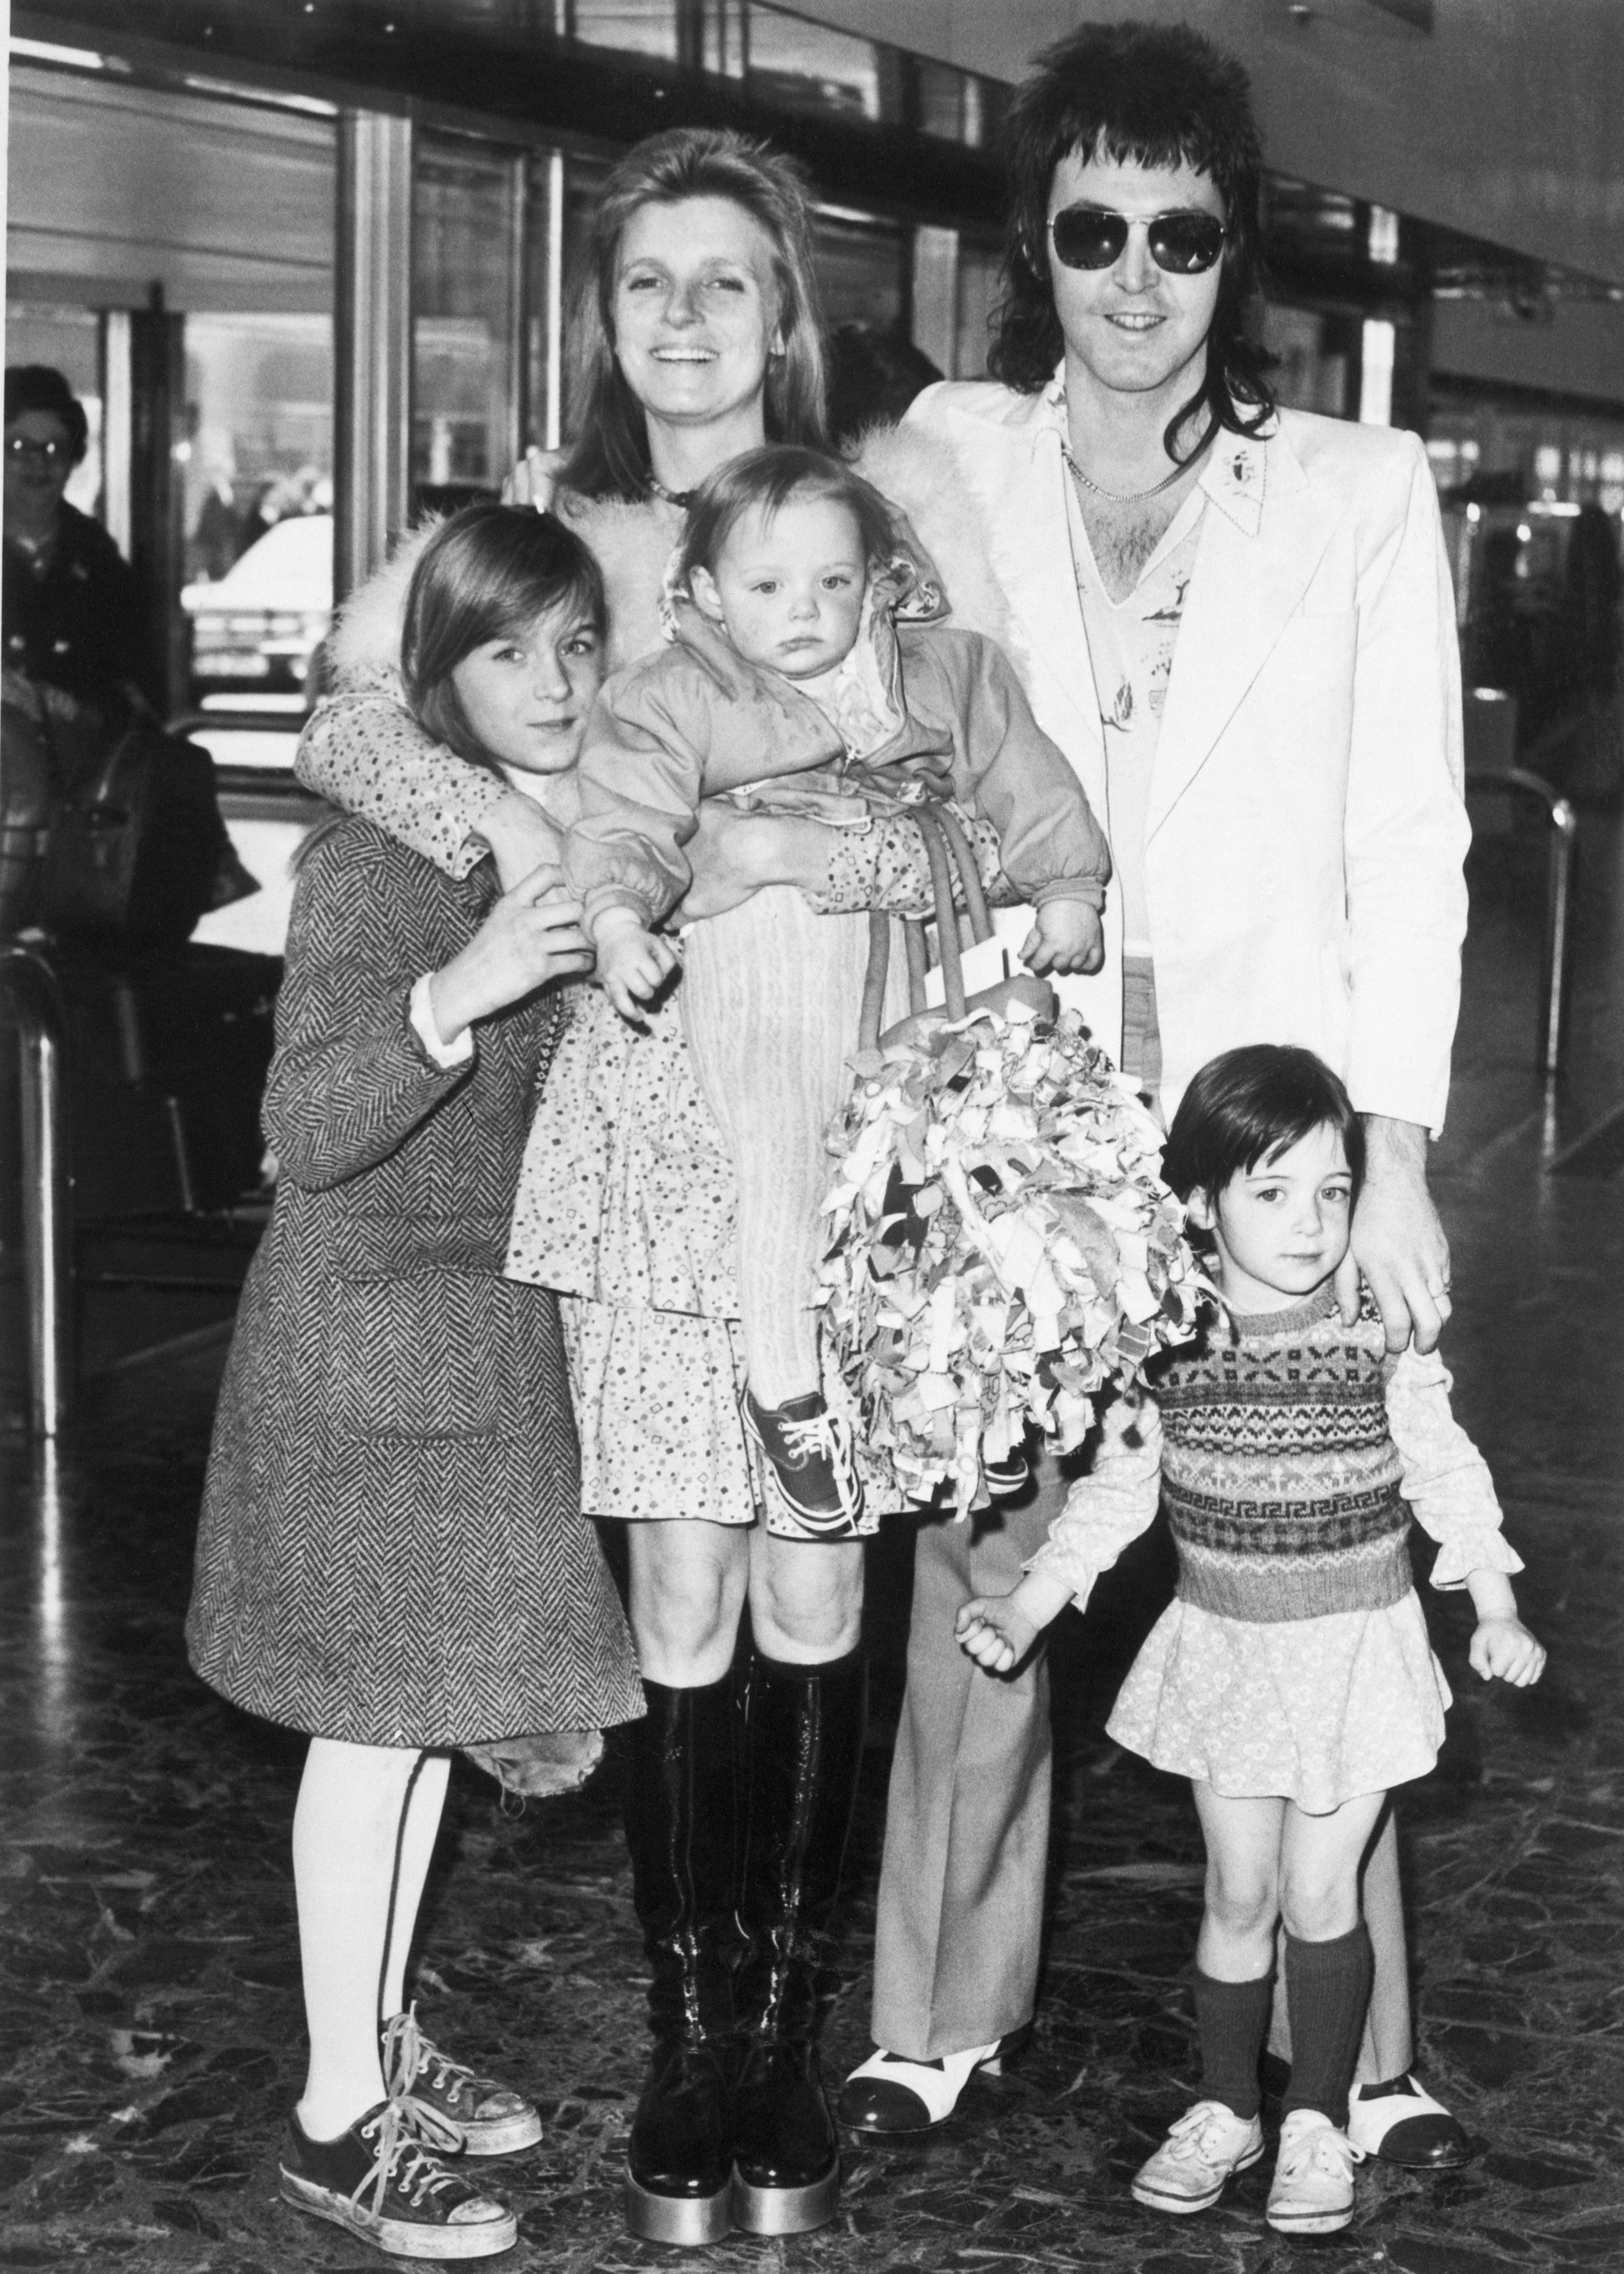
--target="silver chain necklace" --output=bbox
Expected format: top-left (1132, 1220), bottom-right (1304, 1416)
top-left (1062, 422), bottom-right (1215, 507)
top-left (645, 473), bottom-right (694, 509)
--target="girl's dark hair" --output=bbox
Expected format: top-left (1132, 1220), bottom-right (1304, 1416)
top-left (1161, 1045), bottom-right (1364, 1206)
top-left (399, 505), bottom-right (605, 769)
top-left (4, 364), bottom-right (90, 463)
top-left (559, 127), bottom-right (830, 503)
top-left (988, 20), bottom-right (1276, 460)
top-left (675, 445), bottom-right (896, 589)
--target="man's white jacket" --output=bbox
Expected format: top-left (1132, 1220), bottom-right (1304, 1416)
top-left (887, 373), bottom-right (1468, 1132)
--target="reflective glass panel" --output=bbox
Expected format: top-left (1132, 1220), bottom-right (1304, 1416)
top-left (413, 136), bottom-right (520, 502)
top-left (748, 6), bottom-right (879, 120)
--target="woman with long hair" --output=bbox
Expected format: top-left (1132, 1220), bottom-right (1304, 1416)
top-left (296, 126), bottom-right (1000, 2247)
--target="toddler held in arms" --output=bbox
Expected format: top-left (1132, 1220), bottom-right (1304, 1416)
top-left (957, 1045), bottom-right (1543, 2238)
top-left (565, 446), bottom-right (1111, 1536)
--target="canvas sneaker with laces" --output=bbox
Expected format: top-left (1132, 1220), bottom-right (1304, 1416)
top-left (279, 2097), bottom-right (518, 2259)
top-left (1130, 2099), bottom-right (1266, 2214)
top-left (382, 2005), bottom-right (542, 2155)
top-left (743, 1389), bottom-right (865, 1536)
top-left (1266, 2108), bottom-right (1364, 2234)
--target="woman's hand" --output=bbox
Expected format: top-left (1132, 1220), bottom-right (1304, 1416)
top-left (594, 909), bottom-right (681, 1023)
top-left (1021, 898), bottom-right (1105, 976)
top-left (428, 866), bottom-right (592, 1044)
top-left (1468, 1616), bottom-right (1546, 1687)
top-left (501, 446), bottom-right (560, 513)
top-left (680, 804), bottom-right (836, 920)
top-left (477, 790), bottom-right (566, 891)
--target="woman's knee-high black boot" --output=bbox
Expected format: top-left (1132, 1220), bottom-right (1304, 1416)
top-left (732, 1646), bottom-right (866, 2237)
top-left (622, 1675), bottom-right (739, 2245)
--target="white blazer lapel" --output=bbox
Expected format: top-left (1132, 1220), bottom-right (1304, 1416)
top-left (987, 422), bottom-right (1104, 789)
top-left (1147, 426), bottom-right (1340, 841)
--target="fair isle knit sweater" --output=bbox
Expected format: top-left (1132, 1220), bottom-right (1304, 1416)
top-left (1028, 1285), bottom-right (1522, 1624)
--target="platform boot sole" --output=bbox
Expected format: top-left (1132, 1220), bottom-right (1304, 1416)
top-left (730, 2160), bottom-right (840, 2236)
top-left (622, 2165), bottom-right (735, 2246)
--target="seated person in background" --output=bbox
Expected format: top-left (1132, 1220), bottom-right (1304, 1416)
top-left (3, 364), bottom-right (150, 710)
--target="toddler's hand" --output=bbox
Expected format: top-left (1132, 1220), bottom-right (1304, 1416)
top-left (428, 866), bottom-right (592, 1042)
top-left (1469, 1616), bottom-right (1546, 1687)
top-left (956, 1593), bottom-right (1041, 1676)
top-left (1021, 898), bottom-right (1105, 977)
top-left (595, 916), bottom-right (681, 1024)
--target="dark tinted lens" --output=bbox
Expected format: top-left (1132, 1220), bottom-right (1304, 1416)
top-left (1147, 213), bottom-right (1226, 273)
top-left (1049, 208), bottom-right (1129, 271)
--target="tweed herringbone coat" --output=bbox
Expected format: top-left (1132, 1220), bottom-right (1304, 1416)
top-left (186, 817), bottom-right (645, 1748)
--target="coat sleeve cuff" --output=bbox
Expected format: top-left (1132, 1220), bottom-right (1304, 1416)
top-left (407, 972), bottom-right (475, 1068)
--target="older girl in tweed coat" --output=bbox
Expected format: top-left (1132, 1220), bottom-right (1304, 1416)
top-left (188, 509), bottom-right (643, 2260)
top-left (956, 1046), bottom-right (1544, 2240)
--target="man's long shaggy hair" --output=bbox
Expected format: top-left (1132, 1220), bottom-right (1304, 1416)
top-left (988, 20), bottom-right (1276, 459)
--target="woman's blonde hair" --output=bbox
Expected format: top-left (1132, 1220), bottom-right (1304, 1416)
top-left (560, 128), bottom-right (829, 503)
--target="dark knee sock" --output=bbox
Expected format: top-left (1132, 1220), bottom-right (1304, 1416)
top-left (1280, 1926), bottom-right (1374, 2128)
top-left (1193, 1968), bottom-right (1273, 2122)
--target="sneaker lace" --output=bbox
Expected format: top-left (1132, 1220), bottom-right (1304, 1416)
top-left (383, 2005), bottom-right (478, 2116)
top-left (1168, 2101), bottom-right (1246, 2165)
top-left (354, 2097), bottom-right (467, 2220)
top-left (1281, 2120), bottom-right (1362, 2183)
top-left (777, 1409), bottom-right (861, 1514)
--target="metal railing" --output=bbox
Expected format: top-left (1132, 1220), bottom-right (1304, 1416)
top-left (3, 943), bottom-right (73, 1435)
top-left (1464, 766), bottom-right (1578, 1082)
top-left (1463, 688), bottom-right (1579, 1081)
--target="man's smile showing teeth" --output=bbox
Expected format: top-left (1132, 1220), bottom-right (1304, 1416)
top-left (654, 348), bottom-right (715, 360)
top-left (1106, 312), bottom-right (1162, 330)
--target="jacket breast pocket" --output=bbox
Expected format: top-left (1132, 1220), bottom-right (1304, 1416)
top-left (326, 1271), bottom-right (508, 1437)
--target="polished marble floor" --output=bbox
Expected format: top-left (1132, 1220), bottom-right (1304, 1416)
top-left (3, 811), bottom-right (1624, 2274)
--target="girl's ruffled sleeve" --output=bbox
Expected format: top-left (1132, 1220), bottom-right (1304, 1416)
top-left (296, 688), bottom-right (505, 880)
top-left (1384, 1346), bottom-right (1523, 1587)
top-left (1023, 1390), bottom-right (1164, 1609)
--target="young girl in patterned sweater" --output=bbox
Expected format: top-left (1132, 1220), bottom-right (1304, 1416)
top-left (955, 1044), bottom-right (1545, 2238)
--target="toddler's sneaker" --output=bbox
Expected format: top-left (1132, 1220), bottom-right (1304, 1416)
top-left (279, 2100), bottom-right (517, 2258)
top-left (743, 1389), bottom-right (864, 1535)
top-left (1265, 2109), bottom-right (1364, 2234)
top-left (1131, 2099), bottom-right (1264, 2214)
top-left (981, 1448), bottom-right (1030, 1497)
top-left (382, 2005), bottom-right (541, 2155)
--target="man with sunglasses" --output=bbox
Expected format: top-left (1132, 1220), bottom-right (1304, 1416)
top-left (3, 364), bottom-right (148, 707)
top-left (841, 19), bottom-right (1472, 2191)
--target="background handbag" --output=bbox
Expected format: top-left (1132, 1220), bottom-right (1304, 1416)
top-left (27, 690), bottom-right (255, 948)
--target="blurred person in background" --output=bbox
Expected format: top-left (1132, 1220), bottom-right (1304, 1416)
top-left (3, 364), bottom-right (151, 709)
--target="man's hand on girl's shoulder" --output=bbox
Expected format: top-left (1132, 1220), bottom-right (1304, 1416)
top-left (1344, 1115), bottom-right (1451, 1353)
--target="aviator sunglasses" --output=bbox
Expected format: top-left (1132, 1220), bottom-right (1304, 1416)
top-left (1047, 204), bottom-right (1228, 275)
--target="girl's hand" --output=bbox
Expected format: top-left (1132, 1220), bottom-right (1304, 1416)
top-left (956, 1592), bottom-right (1041, 1676)
top-left (1021, 898), bottom-right (1105, 977)
top-left (1469, 1616), bottom-right (1546, 1687)
top-left (595, 914), bottom-right (681, 1023)
top-left (501, 445), bottom-right (559, 513)
top-left (428, 866), bottom-right (592, 1044)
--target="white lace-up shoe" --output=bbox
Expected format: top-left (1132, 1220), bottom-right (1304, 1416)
top-left (1130, 2100), bottom-right (1265, 2215)
top-left (1266, 2109), bottom-right (1364, 2234)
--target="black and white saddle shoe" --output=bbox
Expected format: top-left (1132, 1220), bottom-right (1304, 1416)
top-left (1346, 2075), bottom-right (1470, 2169)
top-left (837, 2029), bottom-right (1028, 2135)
